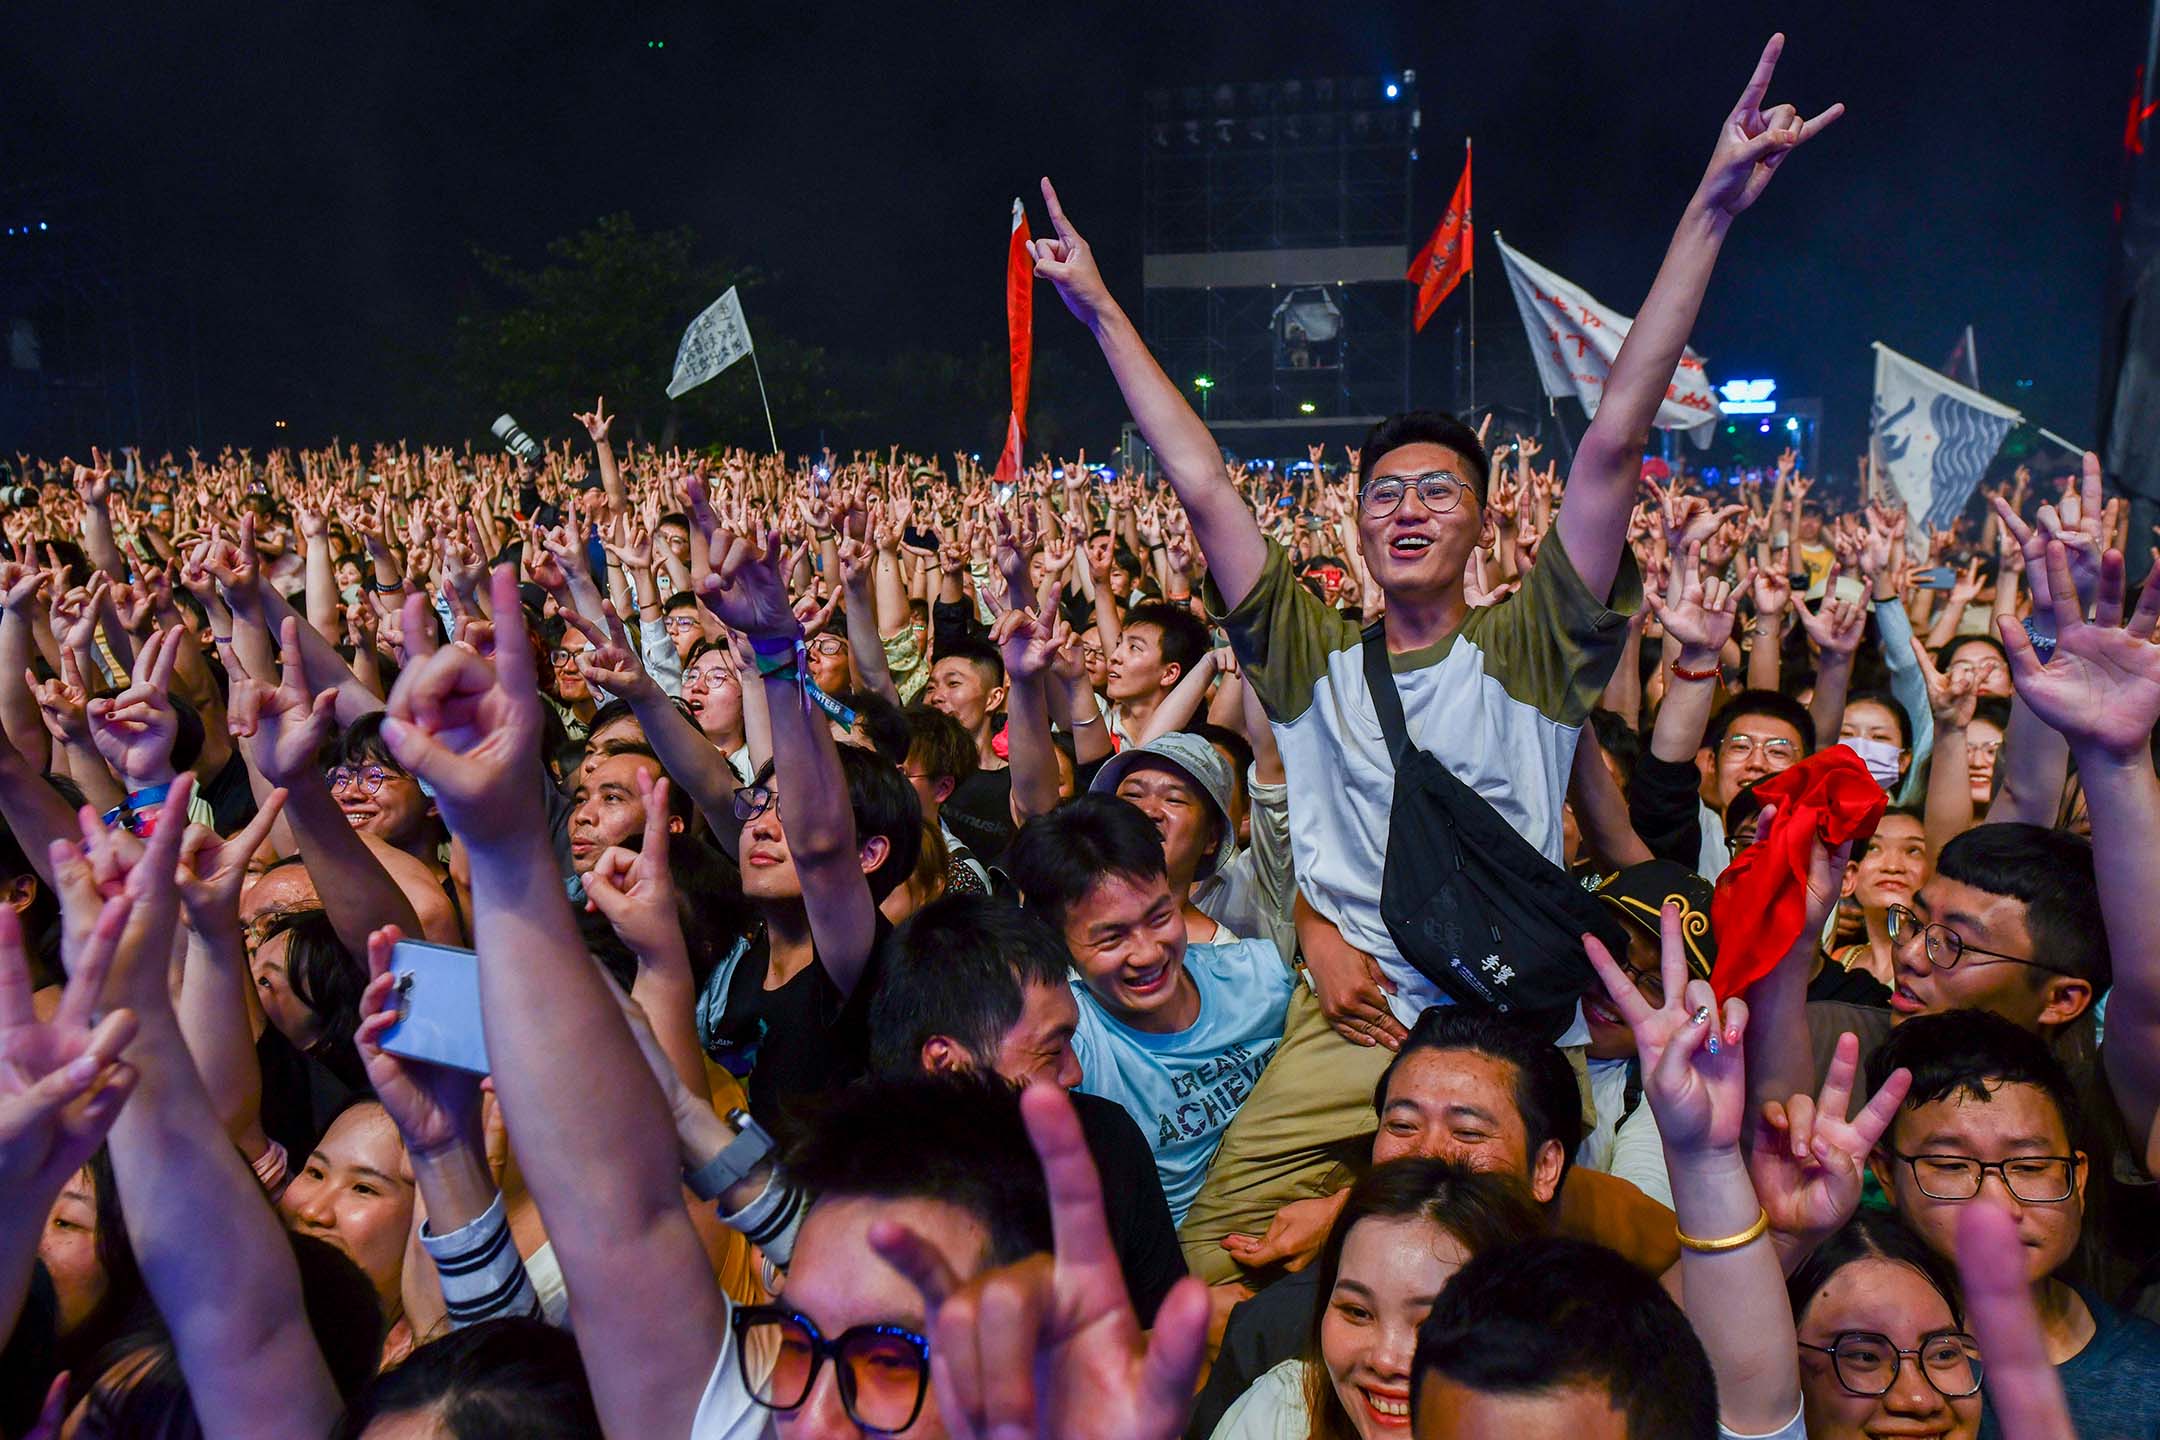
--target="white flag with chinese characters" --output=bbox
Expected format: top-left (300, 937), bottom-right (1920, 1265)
top-left (1493, 233), bottom-right (1717, 431)
top-left (667, 286), bottom-right (754, 400)
top-left (1870, 341), bottom-right (2021, 554)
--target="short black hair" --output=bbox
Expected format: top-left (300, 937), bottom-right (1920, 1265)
top-left (1412, 1237), bottom-right (1717, 1438)
top-left (1933, 824), bottom-right (2105, 992)
top-left (1841, 688), bottom-right (1915, 751)
top-left (1375, 1007), bottom-right (1585, 1189)
top-left (1706, 687), bottom-right (1817, 755)
top-left (333, 1318), bottom-right (601, 1440)
top-left (1356, 410), bottom-right (1491, 502)
top-left (1938, 632), bottom-right (2009, 674)
top-left (331, 711), bottom-right (410, 776)
top-left (904, 704), bottom-right (978, 787)
top-left (264, 908), bottom-right (367, 1078)
top-left (837, 688), bottom-right (911, 768)
top-left (662, 588), bottom-right (702, 614)
top-left (1788, 1210), bottom-right (1964, 1332)
top-left (1119, 602), bottom-right (1211, 685)
top-left (935, 634), bottom-right (1005, 689)
top-left (783, 1073), bottom-right (1052, 1267)
top-left (1006, 794), bottom-right (1167, 933)
top-left (785, 743), bottom-right (923, 905)
top-left (1865, 1007), bottom-right (2084, 1143)
top-left (869, 894), bottom-right (1072, 1077)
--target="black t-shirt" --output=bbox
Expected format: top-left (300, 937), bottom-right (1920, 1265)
top-left (1187, 1265), bottom-right (1315, 1440)
top-left (1072, 1090), bottom-right (1187, 1327)
top-left (701, 915), bottom-right (895, 1128)
top-left (200, 748), bottom-right (260, 836)
top-left (1808, 954), bottom-right (1893, 1007)
top-left (943, 768), bottom-right (1017, 864)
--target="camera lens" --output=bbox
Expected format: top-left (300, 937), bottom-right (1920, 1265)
top-left (491, 414), bottom-right (544, 463)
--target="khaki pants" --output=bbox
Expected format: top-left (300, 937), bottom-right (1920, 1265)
top-left (1176, 982), bottom-right (1392, 1284)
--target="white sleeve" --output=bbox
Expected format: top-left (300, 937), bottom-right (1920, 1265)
top-left (1208, 1359), bottom-right (1313, 1440)
top-left (1720, 1402), bottom-right (1807, 1440)
top-left (689, 1299), bottom-right (774, 1440)
top-left (1607, 1098), bottom-right (1675, 1211)
top-left (641, 617), bottom-right (686, 698)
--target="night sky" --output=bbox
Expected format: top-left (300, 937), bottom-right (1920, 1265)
top-left (4, 0), bottom-right (2141, 470)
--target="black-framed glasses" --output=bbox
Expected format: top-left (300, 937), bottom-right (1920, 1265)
top-left (1888, 1151), bottom-right (2080, 1204)
top-left (733, 783), bottom-right (776, 823)
top-left (1798, 1330), bottom-right (1983, 1399)
top-left (732, 1304), bottom-right (930, 1433)
top-left (1884, 905), bottom-right (2077, 977)
top-left (806, 634), bottom-right (848, 657)
top-left (327, 765), bottom-right (390, 797)
top-left (1360, 469), bottom-right (1467, 518)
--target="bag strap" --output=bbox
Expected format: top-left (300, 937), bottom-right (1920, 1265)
top-left (1360, 621), bottom-right (1413, 766)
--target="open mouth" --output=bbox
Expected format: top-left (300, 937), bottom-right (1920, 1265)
top-left (1582, 995), bottom-right (1624, 1027)
top-left (1890, 983), bottom-right (1926, 1015)
top-left (1357, 1386), bottom-right (1411, 1427)
top-left (1387, 534), bottom-right (1434, 560)
top-left (1122, 962), bottom-right (1171, 997)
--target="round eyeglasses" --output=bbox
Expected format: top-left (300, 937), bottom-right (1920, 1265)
top-left (1360, 470), bottom-right (1467, 518)
top-left (1884, 905), bottom-right (2076, 978)
top-left (327, 765), bottom-right (392, 797)
top-left (1798, 1330), bottom-right (1983, 1399)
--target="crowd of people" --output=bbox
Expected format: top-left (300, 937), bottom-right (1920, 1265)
top-left (2, 34), bottom-right (2156, 1440)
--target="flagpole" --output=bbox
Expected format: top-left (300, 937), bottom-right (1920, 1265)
top-left (748, 345), bottom-right (780, 454)
top-left (1465, 136), bottom-right (1476, 415)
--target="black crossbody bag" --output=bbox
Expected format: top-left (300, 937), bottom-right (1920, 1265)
top-left (1360, 624), bottom-right (1626, 1043)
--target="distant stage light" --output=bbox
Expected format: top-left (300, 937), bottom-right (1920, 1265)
top-left (1785, 416), bottom-right (1800, 431)
top-left (1385, 82), bottom-right (1400, 99)
top-left (1299, 401), bottom-right (1316, 414)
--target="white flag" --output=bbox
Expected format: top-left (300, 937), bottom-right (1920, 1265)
top-left (667, 286), bottom-right (754, 400)
top-left (1870, 342), bottom-right (2020, 550)
top-left (1493, 233), bottom-right (1718, 431)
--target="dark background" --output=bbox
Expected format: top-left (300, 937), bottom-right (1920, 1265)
top-left (1, 1), bottom-right (2140, 470)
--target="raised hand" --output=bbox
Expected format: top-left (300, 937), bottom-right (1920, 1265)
top-left (1796, 579), bottom-right (1866, 657)
top-left (1030, 178), bottom-right (1116, 325)
top-left (1955, 1206), bottom-right (2076, 1440)
top-left (29, 652), bottom-right (91, 747)
top-left (2000, 541), bottom-right (2160, 761)
top-left (0, 897), bottom-right (139, 1207)
top-left (1584, 903), bottom-right (1750, 1155)
top-left (1748, 1031), bottom-right (1910, 1246)
top-left (1694, 35), bottom-right (1843, 219)
top-left (355, 926), bottom-right (482, 1158)
top-left (227, 617), bottom-right (339, 787)
top-left (378, 569), bottom-right (545, 840)
top-left (565, 603), bottom-right (660, 701)
top-left (690, 510), bottom-right (799, 643)
top-left (1911, 635), bottom-right (1978, 729)
top-left (1645, 540), bottom-right (1736, 659)
top-left (174, 793), bottom-right (288, 934)
top-left (573, 396), bottom-right (614, 444)
top-left (870, 1083), bottom-right (1211, 1440)
top-left (582, 771), bottom-right (686, 961)
top-left (87, 626), bottom-right (185, 788)
top-left (1991, 451), bottom-right (2105, 617)
top-left (1751, 561), bottom-right (1792, 618)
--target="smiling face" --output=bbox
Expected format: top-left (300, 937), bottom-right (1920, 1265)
top-left (1845, 813), bottom-right (1929, 916)
top-left (1371, 1049), bottom-right (1561, 1204)
top-left (1710, 713), bottom-right (1805, 808)
top-left (1113, 760), bottom-right (1221, 890)
top-left (986, 979), bottom-right (1084, 1090)
top-left (1963, 714), bottom-right (2003, 806)
top-left (1322, 1216), bottom-right (1471, 1437)
top-left (925, 657), bottom-right (1005, 741)
top-left (1582, 926), bottom-right (1663, 1061)
top-left (1872, 1083), bottom-right (2086, 1292)
top-left (1056, 870), bottom-right (1191, 1030)
top-left (330, 757), bottom-right (436, 854)
top-left (1795, 1256), bottom-right (1982, 1440)
top-left (278, 1102), bottom-right (414, 1313)
top-left (1353, 442), bottom-right (1485, 607)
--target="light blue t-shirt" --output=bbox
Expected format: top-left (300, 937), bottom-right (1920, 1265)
top-left (1069, 938), bottom-right (1295, 1224)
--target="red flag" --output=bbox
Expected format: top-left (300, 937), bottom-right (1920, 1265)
top-left (996, 198), bottom-right (1033, 482)
top-left (1408, 144), bottom-right (1473, 332)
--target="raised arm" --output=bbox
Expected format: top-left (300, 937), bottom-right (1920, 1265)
top-left (1031, 179), bottom-right (1272, 608)
top-left (381, 567), bottom-right (728, 1435)
top-left (996, 607), bottom-right (1068, 825)
top-left (1561, 36), bottom-right (1841, 603)
top-left (2000, 542), bottom-right (2160, 1176)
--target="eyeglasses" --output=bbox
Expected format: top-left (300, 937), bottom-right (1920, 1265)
top-left (1884, 905), bottom-right (2076, 977)
top-left (806, 635), bottom-right (848, 658)
top-left (733, 1304), bottom-right (929, 1433)
top-left (1798, 1331), bottom-right (1983, 1399)
top-left (1360, 470), bottom-right (1467, 518)
top-left (327, 766), bottom-right (391, 797)
top-left (1967, 738), bottom-right (2003, 761)
top-left (663, 615), bottom-right (703, 634)
top-left (1947, 658), bottom-right (2004, 678)
top-left (733, 783), bottom-right (776, 822)
top-left (547, 647), bottom-right (584, 667)
top-left (1719, 733), bottom-right (1800, 767)
top-left (1888, 1151), bottom-right (2079, 1204)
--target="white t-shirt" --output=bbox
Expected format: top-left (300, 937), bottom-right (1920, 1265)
top-left (1209, 1358), bottom-right (1311, 1440)
top-left (1579, 1057), bottom-right (1674, 1209)
top-left (1069, 936), bottom-right (1297, 1224)
top-left (690, 1305), bottom-right (778, 1439)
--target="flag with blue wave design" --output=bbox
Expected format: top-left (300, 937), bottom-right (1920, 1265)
top-left (1870, 342), bottom-right (2021, 551)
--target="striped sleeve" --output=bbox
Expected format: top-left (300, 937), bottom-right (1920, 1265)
top-left (419, 1190), bottom-right (544, 1328)
top-left (717, 1167), bottom-right (809, 1272)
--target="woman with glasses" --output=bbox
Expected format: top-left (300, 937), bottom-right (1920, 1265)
top-left (1785, 1212), bottom-right (1984, 1439)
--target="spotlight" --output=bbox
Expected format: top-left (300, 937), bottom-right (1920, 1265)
top-left (1784, 416), bottom-right (1800, 432)
top-left (1758, 420), bottom-right (1772, 434)
top-left (37, 222), bottom-right (47, 231)
top-left (1299, 401), bottom-right (1316, 414)
top-left (1384, 82), bottom-right (1400, 99)
top-left (1193, 375), bottom-right (1215, 391)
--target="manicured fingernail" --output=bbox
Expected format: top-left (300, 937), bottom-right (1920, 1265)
top-left (1690, 1003), bottom-right (1713, 1026)
top-left (1706, 1034), bottom-right (1721, 1055)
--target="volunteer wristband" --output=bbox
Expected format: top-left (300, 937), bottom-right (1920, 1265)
top-left (1675, 1209), bottom-right (1770, 1253)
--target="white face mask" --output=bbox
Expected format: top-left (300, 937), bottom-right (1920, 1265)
top-left (1841, 735), bottom-right (1903, 790)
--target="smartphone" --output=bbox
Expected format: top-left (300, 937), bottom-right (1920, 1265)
top-left (902, 525), bottom-right (941, 551)
top-left (380, 940), bottom-right (489, 1075)
top-left (1912, 565), bottom-right (1957, 591)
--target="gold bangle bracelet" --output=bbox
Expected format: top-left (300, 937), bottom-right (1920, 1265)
top-left (1675, 1209), bottom-right (1770, 1253)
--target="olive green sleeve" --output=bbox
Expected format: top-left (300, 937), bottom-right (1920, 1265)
top-left (1214, 541), bottom-right (1363, 725)
top-left (1460, 529), bottom-right (1642, 726)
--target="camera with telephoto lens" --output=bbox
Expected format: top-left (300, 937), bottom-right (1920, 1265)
top-left (0, 486), bottom-right (32, 508)
top-left (490, 414), bottom-right (544, 464)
